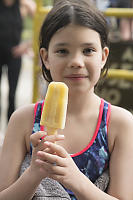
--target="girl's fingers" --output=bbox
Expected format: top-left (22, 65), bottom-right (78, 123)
top-left (43, 147), bottom-right (55, 154)
top-left (37, 150), bottom-right (64, 166)
top-left (30, 132), bottom-right (65, 148)
top-left (37, 142), bottom-right (69, 167)
top-left (36, 158), bottom-right (64, 176)
top-left (31, 132), bottom-right (65, 154)
top-left (44, 134), bottom-right (65, 143)
top-left (30, 131), bottom-right (47, 147)
top-left (43, 141), bottom-right (68, 158)
top-left (42, 135), bottom-right (65, 153)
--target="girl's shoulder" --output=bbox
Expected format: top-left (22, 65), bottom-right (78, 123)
top-left (108, 104), bottom-right (133, 152)
top-left (6, 103), bottom-right (35, 152)
top-left (9, 103), bottom-right (35, 126)
top-left (109, 104), bottom-right (133, 127)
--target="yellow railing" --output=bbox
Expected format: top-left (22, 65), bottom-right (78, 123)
top-left (104, 8), bottom-right (133, 18)
top-left (107, 69), bottom-right (133, 81)
top-left (32, 1), bottom-right (133, 102)
top-left (32, 1), bottom-right (49, 102)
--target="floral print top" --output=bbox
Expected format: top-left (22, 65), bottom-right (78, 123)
top-left (31, 98), bottom-right (111, 199)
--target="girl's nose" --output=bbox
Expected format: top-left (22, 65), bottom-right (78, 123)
top-left (67, 53), bottom-right (85, 68)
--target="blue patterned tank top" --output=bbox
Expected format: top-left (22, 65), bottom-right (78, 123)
top-left (31, 98), bottom-right (111, 200)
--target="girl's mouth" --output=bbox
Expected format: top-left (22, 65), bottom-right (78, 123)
top-left (65, 74), bottom-right (88, 81)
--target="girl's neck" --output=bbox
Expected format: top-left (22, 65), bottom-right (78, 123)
top-left (67, 89), bottom-right (100, 116)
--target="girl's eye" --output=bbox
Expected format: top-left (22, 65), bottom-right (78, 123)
top-left (56, 49), bottom-right (68, 55)
top-left (83, 48), bottom-right (94, 55)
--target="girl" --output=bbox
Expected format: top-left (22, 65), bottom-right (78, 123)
top-left (0, 0), bottom-right (133, 199)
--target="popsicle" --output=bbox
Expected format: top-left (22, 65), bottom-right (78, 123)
top-left (40, 81), bottom-right (68, 135)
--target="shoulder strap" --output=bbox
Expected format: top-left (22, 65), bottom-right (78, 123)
top-left (32, 100), bottom-right (44, 134)
top-left (30, 100), bottom-right (43, 154)
top-left (101, 99), bottom-right (111, 135)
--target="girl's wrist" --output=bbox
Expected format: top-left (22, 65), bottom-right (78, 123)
top-left (68, 171), bottom-right (86, 194)
top-left (71, 173), bottom-right (115, 200)
top-left (26, 166), bottom-right (44, 183)
top-left (70, 172), bottom-right (92, 199)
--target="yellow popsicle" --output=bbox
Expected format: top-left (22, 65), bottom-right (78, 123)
top-left (40, 82), bottom-right (68, 135)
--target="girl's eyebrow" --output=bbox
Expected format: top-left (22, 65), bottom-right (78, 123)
top-left (81, 42), bottom-right (97, 47)
top-left (54, 43), bottom-right (68, 47)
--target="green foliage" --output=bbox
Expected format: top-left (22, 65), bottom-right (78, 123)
top-left (22, 17), bottom-right (33, 40)
top-left (43, 0), bottom-right (53, 6)
top-left (24, 16), bottom-right (33, 30)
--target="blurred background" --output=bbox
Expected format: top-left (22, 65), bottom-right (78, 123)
top-left (0, 0), bottom-right (133, 148)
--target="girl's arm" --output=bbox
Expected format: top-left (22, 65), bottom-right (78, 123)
top-left (74, 107), bottom-right (133, 199)
top-left (35, 106), bottom-right (133, 200)
top-left (0, 105), bottom-right (66, 200)
top-left (107, 106), bottom-right (133, 199)
top-left (0, 105), bottom-right (42, 200)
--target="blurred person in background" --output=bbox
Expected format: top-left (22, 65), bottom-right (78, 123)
top-left (0, 0), bottom-right (36, 123)
top-left (109, 0), bottom-right (133, 40)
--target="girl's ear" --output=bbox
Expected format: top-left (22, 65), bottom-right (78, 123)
top-left (40, 48), bottom-right (50, 70)
top-left (101, 47), bottom-right (109, 69)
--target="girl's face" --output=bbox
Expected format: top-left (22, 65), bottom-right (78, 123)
top-left (40, 24), bottom-right (109, 94)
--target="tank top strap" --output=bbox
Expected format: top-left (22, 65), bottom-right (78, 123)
top-left (32, 100), bottom-right (44, 134)
top-left (30, 100), bottom-right (44, 154)
top-left (100, 98), bottom-right (111, 135)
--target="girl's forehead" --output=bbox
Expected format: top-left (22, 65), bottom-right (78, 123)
top-left (55, 24), bottom-right (97, 35)
top-left (49, 24), bottom-right (101, 46)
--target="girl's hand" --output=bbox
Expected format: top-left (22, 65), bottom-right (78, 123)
top-left (30, 132), bottom-right (65, 180)
top-left (35, 141), bottom-right (83, 190)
